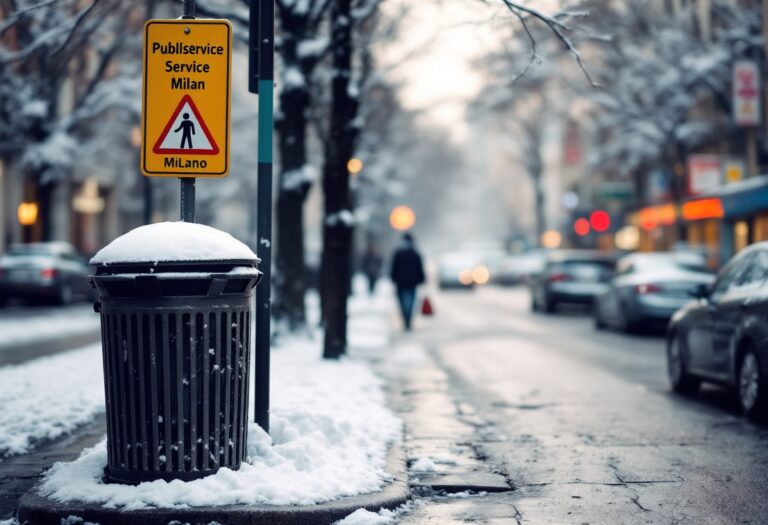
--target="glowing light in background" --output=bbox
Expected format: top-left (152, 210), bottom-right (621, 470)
top-left (614, 225), bottom-right (640, 250)
top-left (562, 191), bottom-right (579, 210)
top-left (17, 202), bottom-right (38, 226)
top-left (472, 266), bottom-right (490, 285)
top-left (589, 210), bottom-right (611, 232)
top-left (347, 158), bottom-right (364, 175)
top-left (389, 205), bottom-right (416, 231)
top-left (540, 230), bottom-right (562, 249)
top-left (574, 218), bottom-right (590, 237)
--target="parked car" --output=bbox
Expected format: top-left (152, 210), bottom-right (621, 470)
top-left (530, 250), bottom-right (615, 312)
top-left (667, 243), bottom-right (768, 420)
top-left (437, 252), bottom-right (485, 289)
top-left (0, 242), bottom-right (93, 305)
top-left (594, 252), bottom-right (714, 333)
top-left (496, 250), bottom-right (548, 286)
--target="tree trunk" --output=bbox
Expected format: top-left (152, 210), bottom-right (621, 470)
top-left (275, 84), bottom-right (311, 330)
top-left (38, 180), bottom-right (55, 242)
top-left (532, 171), bottom-right (546, 245)
top-left (321, 0), bottom-right (358, 359)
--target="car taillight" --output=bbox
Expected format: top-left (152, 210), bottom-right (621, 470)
top-left (548, 274), bottom-right (570, 282)
top-left (635, 284), bottom-right (662, 294)
top-left (40, 268), bottom-right (57, 279)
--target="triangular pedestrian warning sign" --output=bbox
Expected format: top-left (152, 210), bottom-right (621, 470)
top-left (152, 94), bottom-right (219, 155)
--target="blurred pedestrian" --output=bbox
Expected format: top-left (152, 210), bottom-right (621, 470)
top-left (390, 233), bottom-right (426, 331)
top-left (361, 244), bottom-right (383, 295)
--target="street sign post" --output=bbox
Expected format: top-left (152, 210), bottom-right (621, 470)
top-left (141, 18), bottom-right (232, 180)
top-left (249, 0), bottom-right (274, 433)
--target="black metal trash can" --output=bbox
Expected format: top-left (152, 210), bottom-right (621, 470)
top-left (91, 258), bottom-right (261, 484)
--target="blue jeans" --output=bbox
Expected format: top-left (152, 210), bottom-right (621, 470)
top-left (397, 287), bottom-right (417, 330)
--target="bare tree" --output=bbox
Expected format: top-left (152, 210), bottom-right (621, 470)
top-left (585, 0), bottom-right (761, 229)
top-left (0, 1), bottom-right (142, 240)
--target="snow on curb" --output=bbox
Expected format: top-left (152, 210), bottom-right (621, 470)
top-left (0, 344), bottom-right (104, 457)
top-left (333, 507), bottom-right (397, 525)
top-left (39, 293), bottom-right (401, 509)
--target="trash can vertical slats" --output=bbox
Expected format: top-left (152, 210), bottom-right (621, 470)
top-left (136, 314), bottom-right (148, 472)
top-left (201, 313), bottom-right (210, 470)
top-left (125, 313), bottom-right (138, 470)
top-left (148, 313), bottom-right (160, 472)
top-left (94, 295), bottom-right (258, 483)
top-left (231, 312), bottom-right (240, 467)
top-left (161, 313), bottom-right (172, 473)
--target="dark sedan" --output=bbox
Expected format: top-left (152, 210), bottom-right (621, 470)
top-left (667, 243), bottom-right (768, 421)
top-left (531, 250), bottom-right (615, 313)
top-left (0, 242), bottom-right (93, 305)
top-left (594, 252), bottom-right (714, 333)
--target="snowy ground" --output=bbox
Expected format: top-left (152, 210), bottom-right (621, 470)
top-left (31, 278), bottom-right (402, 509)
top-left (0, 305), bottom-right (99, 350)
top-left (0, 343), bottom-right (104, 457)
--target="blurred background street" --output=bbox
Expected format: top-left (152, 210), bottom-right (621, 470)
top-left (3, 0), bottom-right (768, 522)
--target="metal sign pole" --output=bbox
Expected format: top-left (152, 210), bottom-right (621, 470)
top-left (180, 0), bottom-right (196, 223)
top-left (249, 0), bottom-right (274, 432)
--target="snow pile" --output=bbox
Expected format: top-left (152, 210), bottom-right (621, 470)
top-left (90, 222), bottom-right (257, 265)
top-left (0, 344), bottom-right (104, 457)
top-left (0, 306), bottom-right (99, 349)
top-left (333, 501), bottom-right (417, 525)
top-left (40, 295), bottom-right (401, 509)
top-left (333, 508), bottom-right (397, 525)
top-left (410, 457), bottom-right (437, 472)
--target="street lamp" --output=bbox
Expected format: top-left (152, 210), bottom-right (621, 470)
top-left (17, 202), bottom-right (38, 226)
top-left (347, 157), bottom-right (363, 176)
top-left (389, 205), bottom-right (416, 231)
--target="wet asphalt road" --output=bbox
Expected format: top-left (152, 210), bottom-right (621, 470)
top-left (401, 285), bottom-right (768, 524)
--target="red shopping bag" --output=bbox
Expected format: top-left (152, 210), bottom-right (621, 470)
top-left (421, 296), bottom-right (434, 316)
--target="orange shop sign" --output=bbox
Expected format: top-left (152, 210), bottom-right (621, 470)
top-left (682, 198), bottom-right (724, 221)
top-left (638, 203), bottom-right (677, 231)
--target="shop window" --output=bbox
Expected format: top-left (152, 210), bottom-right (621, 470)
top-left (734, 220), bottom-right (750, 253)
top-left (754, 213), bottom-right (768, 242)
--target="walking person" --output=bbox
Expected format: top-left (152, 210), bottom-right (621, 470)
top-left (390, 233), bottom-right (426, 331)
top-left (361, 243), bottom-right (383, 295)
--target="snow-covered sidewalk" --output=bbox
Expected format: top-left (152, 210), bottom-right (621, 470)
top-left (11, 280), bottom-right (402, 509)
top-left (0, 343), bottom-right (104, 457)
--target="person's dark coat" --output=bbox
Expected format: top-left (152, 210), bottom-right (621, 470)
top-left (390, 247), bottom-right (425, 289)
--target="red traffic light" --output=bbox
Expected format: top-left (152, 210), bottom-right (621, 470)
top-left (574, 218), bottom-right (590, 236)
top-left (589, 210), bottom-right (611, 232)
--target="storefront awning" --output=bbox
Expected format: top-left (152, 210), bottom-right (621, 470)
top-left (689, 175), bottom-right (768, 219)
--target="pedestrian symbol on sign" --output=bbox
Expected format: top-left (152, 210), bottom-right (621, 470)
top-left (152, 94), bottom-right (219, 155)
top-left (175, 113), bottom-right (196, 149)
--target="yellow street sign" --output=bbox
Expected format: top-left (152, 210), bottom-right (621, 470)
top-left (141, 19), bottom-right (232, 178)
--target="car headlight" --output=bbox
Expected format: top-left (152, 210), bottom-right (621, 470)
top-left (472, 266), bottom-right (490, 285)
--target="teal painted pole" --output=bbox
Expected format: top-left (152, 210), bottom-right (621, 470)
top-left (180, 0), bottom-right (196, 223)
top-left (250, 0), bottom-right (274, 433)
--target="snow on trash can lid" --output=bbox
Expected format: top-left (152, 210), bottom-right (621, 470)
top-left (90, 222), bottom-right (258, 265)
